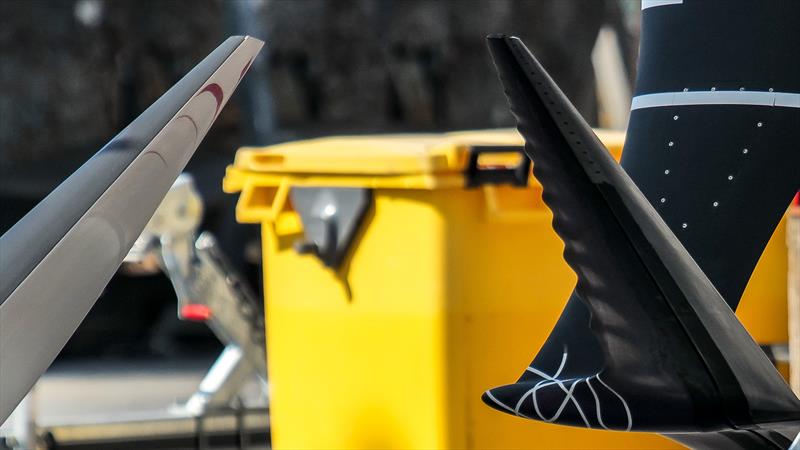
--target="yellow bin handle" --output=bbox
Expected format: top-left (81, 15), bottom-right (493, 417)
top-left (482, 185), bottom-right (552, 224)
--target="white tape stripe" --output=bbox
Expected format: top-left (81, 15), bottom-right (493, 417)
top-left (631, 90), bottom-right (800, 110)
top-left (641, 0), bottom-right (683, 10)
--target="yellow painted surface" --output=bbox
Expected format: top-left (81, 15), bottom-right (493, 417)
top-left (225, 129), bottom-right (786, 450)
top-left (737, 214), bottom-right (788, 344)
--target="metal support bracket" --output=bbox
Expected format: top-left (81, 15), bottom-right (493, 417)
top-left (291, 187), bottom-right (372, 269)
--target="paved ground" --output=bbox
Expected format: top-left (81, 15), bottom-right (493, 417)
top-left (2, 357), bottom-right (269, 449)
top-left (35, 358), bottom-right (213, 425)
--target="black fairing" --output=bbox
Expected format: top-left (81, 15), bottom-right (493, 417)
top-left (481, 0), bottom-right (800, 447)
top-left (482, 33), bottom-right (800, 443)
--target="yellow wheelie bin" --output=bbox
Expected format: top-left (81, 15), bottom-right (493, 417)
top-left (223, 129), bottom-right (788, 449)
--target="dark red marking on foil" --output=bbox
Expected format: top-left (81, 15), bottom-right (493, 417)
top-left (176, 114), bottom-right (199, 139)
top-left (198, 83), bottom-right (224, 115)
top-left (239, 58), bottom-right (254, 80)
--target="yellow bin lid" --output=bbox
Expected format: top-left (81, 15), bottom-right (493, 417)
top-left (223, 128), bottom-right (625, 223)
top-left (225, 128), bottom-right (624, 186)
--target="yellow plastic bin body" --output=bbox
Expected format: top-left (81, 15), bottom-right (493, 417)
top-left (224, 129), bottom-right (788, 450)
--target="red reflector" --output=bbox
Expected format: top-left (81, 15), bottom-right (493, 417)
top-left (180, 304), bottom-right (212, 322)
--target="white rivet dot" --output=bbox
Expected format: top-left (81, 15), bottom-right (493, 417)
top-left (668, 141), bottom-right (674, 147)
top-left (713, 201), bottom-right (719, 207)
top-left (673, 115), bottom-right (679, 120)
top-left (681, 223), bottom-right (688, 229)
top-left (660, 197), bottom-right (666, 203)
top-left (664, 169), bottom-right (670, 175)
top-left (711, 87), bottom-right (716, 91)
top-left (757, 122), bottom-right (763, 127)
top-left (727, 175), bottom-right (734, 180)
top-left (742, 148), bottom-right (749, 154)
top-left (769, 88), bottom-right (774, 92)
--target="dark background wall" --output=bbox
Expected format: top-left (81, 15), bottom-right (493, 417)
top-left (0, 0), bottom-right (638, 163)
top-left (0, 0), bottom-right (639, 358)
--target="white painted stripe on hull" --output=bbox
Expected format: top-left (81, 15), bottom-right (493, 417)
top-left (641, 0), bottom-right (683, 10)
top-left (631, 90), bottom-right (800, 110)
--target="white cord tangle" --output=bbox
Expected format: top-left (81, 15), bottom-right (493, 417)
top-left (596, 374), bottom-right (633, 432)
top-left (520, 350), bottom-right (591, 427)
top-left (484, 347), bottom-right (633, 431)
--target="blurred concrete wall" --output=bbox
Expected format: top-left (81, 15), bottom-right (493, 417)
top-left (265, 0), bottom-right (623, 131)
top-left (0, 0), bottom-right (631, 164)
top-left (0, 0), bottom-right (228, 163)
